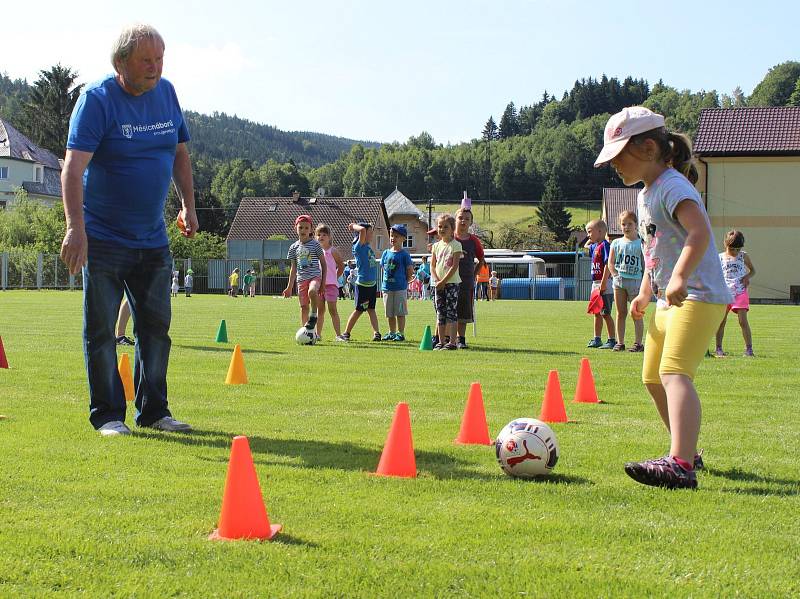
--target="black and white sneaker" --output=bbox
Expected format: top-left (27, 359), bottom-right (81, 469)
top-left (624, 456), bottom-right (697, 489)
top-left (457, 336), bottom-right (467, 349)
top-left (116, 335), bottom-right (135, 346)
top-left (304, 315), bottom-right (318, 330)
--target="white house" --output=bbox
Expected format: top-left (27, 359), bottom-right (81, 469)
top-left (0, 118), bottom-right (63, 209)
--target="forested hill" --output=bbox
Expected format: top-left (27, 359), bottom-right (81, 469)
top-left (0, 73), bottom-right (380, 167)
top-left (184, 111), bottom-right (380, 168)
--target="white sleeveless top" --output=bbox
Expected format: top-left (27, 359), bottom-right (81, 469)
top-left (719, 251), bottom-right (748, 296)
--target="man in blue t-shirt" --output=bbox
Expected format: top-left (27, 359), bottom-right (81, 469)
top-left (60, 24), bottom-right (196, 436)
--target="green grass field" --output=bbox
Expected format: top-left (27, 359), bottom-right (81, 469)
top-left (1, 292), bottom-right (798, 597)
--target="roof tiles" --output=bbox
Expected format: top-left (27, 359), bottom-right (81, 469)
top-left (694, 107), bottom-right (800, 156)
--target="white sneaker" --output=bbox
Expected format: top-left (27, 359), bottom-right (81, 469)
top-left (145, 416), bottom-right (193, 432)
top-left (98, 421), bottom-right (132, 436)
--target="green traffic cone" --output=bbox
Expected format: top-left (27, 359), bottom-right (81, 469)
top-left (216, 319), bottom-right (229, 343)
top-left (419, 325), bottom-right (433, 351)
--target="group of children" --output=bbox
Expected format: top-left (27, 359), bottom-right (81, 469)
top-left (282, 200), bottom-right (488, 350)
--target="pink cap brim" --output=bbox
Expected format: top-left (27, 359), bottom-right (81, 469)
top-left (593, 138), bottom-right (629, 167)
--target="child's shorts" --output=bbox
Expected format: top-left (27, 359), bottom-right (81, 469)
top-left (354, 283), bottom-right (378, 312)
top-left (323, 283), bottom-right (339, 302)
top-left (613, 275), bottom-right (642, 298)
top-left (592, 281), bottom-right (614, 315)
top-left (642, 300), bottom-right (726, 384)
top-left (383, 290), bottom-right (408, 318)
top-left (297, 277), bottom-right (322, 306)
top-left (457, 283), bottom-right (475, 323)
top-left (728, 289), bottom-right (750, 313)
top-left (435, 283), bottom-right (459, 324)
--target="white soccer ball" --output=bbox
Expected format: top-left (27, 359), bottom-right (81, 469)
top-left (295, 327), bottom-right (316, 345)
top-left (495, 418), bottom-right (559, 478)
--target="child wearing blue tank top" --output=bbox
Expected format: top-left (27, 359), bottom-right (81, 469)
top-left (607, 210), bottom-right (645, 352)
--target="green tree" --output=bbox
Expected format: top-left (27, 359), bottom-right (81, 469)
top-left (536, 179), bottom-right (572, 242)
top-left (167, 220), bottom-right (226, 259)
top-left (498, 102), bottom-right (520, 139)
top-left (748, 61), bottom-right (800, 106)
top-left (481, 116), bottom-right (498, 141)
top-left (0, 192), bottom-right (65, 253)
top-left (21, 64), bottom-right (83, 157)
top-left (788, 78), bottom-right (800, 106)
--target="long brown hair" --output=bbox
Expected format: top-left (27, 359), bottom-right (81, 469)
top-left (630, 127), bottom-right (698, 184)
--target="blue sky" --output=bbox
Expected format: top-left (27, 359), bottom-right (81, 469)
top-left (3, 0), bottom-right (797, 144)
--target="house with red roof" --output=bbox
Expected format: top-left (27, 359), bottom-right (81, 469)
top-left (694, 107), bottom-right (800, 301)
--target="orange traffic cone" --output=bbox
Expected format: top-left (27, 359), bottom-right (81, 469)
top-left (573, 357), bottom-right (601, 403)
top-left (209, 436), bottom-right (282, 541)
top-left (0, 336), bottom-right (8, 369)
top-left (538, 370), bottom-right (569, 423)
top-left (375, 402), bottom-right (417, 478)
top-left (118, 353), bottom-right (135, 402)
top-left (225, 344), bottom-right (248, 384)
top-left (455, 382), bottom-right (492, 445)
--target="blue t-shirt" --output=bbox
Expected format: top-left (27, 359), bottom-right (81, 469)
top-left (67, 75), bottom-right (190, 248)
top-left (588, 240), bottom-right (611, 282)
top-left (353, 241), bottom-right (378, 286)
top-left (380, 248), bottom-right (413, 292)
top-left (610, 237), bottom-right (644, 279)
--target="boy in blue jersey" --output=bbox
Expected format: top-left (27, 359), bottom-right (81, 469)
top-left (338, 222), bottom-right (382, 341)
top-left (380, 224), bottom-right (414, 341)
top-left (585, 219), bottom-right (616, 349)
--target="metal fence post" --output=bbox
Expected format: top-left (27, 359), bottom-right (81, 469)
top-left (1, 252), bottom-right (6, 290)
top-left (36, 253), bottom-right (43, 289)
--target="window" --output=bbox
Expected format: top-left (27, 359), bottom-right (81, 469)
top-left (0, 166), bottom-right (8, 180)
top-left (34, 165), bottom-right (43, 183)
top-left (402, 234), bottom-right (414, 249)
top-left (376, 235), bottom-right (384, 250)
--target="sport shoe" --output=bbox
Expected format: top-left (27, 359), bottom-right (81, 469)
top-left (693, 450), bottom-right (705, 471)
top-left (599, 338), bottom-right (617, 350)
top-left (628, 343), bottom-right (644, 352)
top-left (372, 332), bottom-right (382, 341)
top-left (612, 343), bottom-right (626, 352)
top-left (624, 456), bottom-right (697, 489)
top-left (98, 421), bottom-right (132, 436)
top-left (587, 337), bottom-right (602, 348)
top-left (142, 416), bottom-right (193, 432)
top-left (116, 335), bottom-right (135, 346)
top-left (394, 333), bottom-right (405, 342)
top-left (382, 333), bottom-right (396, 341)
top-left (304, 315), bottom-right (318, 330)
top-left (431, 335), bottom-right (439, 346)
top-left (714, 348), bottom-right (727, 358)
top-left (456, 336), bottom-right (467, 349)
top-left (335, 334), bottom-right (350, 342)
top-left (743, 348), bottom-right (755, 357)
top-left (443, 343), bottom-right (458, 350)
top-left (433, 343), bottom-right (445, 350)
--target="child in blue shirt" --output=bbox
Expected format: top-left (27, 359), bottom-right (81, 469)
top-left (380, 224), bottom-right (414, 341)
top-left (585, 219), bottom-right (616, 349)
top-left (339, 222), bottom-right (382, 341)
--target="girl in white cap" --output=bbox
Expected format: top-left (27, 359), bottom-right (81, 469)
top-left (595, 107), bottom-right (731, 490)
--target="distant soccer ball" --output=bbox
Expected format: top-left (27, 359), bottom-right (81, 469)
top-left (295, 327), bottom-right (316, 345)
top-left (495, 418), bottom-right (559, 478)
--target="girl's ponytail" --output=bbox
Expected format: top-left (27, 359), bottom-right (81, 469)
top-left (668, 132), bottom-right (698, 185)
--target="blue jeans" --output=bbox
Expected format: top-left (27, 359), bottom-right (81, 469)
top-left (83, 238), bottom-right (174, 429)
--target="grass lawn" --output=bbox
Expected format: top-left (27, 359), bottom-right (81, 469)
top-left (425, 203), bottom-right (602, 239)
top-left (1, 292), bottom-right (798, 597)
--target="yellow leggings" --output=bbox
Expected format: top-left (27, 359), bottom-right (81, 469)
top-left (642, 300), bottom-right (726, 384)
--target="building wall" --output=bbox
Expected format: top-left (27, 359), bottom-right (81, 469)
top-left (0, 157), bottom-right (58, 208)
top-left (387, 215), bottom-right (428, 254)
top-left (700, 156), bottom-right (800, 300)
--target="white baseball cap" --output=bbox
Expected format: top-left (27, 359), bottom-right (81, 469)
top-left (593, 106), bottom-right (665, 167)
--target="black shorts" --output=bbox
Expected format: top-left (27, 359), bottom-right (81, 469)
top-left (457, 283), bottom-right (475, 323)
top-left (354, 283), bottom-right (377, 312)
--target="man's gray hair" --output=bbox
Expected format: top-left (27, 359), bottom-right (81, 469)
top-left (111, 24), bottom-right (165, 69)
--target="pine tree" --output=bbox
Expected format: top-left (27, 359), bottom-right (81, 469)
top-left (481, 116), bottom-right (498, 141)
top-left (536, 179), bottom-right (572, 242)
top-left (21, 64), bottom-right (83, 157)
top-left (498, 102), bottom-right (520, 139)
